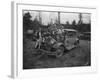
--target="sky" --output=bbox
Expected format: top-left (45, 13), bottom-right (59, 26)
top-left (24, 11), bottom-right (91, 25)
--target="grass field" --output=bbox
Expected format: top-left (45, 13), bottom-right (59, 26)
top-left (23, 40), bottom-right (91, 69)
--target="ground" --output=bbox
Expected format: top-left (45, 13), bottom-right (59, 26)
top-left (23, 40), bottom-right (91, 69)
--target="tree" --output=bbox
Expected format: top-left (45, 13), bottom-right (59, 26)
top-left (72, 20), bottom-right (76, 26)
top-left (23, 12), bottom-right (32, 32)
top-left (72, 20), bottom-right (77, 30)
top-left (66, 21), bottom-right (70, 26)
top-left (32, 17), bottom-right (40, 30)
top-left (78, 13), bottom-right (83, 25)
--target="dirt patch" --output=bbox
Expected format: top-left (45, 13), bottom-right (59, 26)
top-left (23, 40), bottom-right (91, 69)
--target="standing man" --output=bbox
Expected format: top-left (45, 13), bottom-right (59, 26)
top-left (35, 28), bottom-right (42, 49)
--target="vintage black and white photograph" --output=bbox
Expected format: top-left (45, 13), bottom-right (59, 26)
top-left (23, 10), bottom-right (91, 69)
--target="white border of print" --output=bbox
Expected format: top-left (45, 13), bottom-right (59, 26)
top-left (11, 1), bottom-right (97, 79)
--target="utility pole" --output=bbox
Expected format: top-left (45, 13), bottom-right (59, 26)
top-left (58, 12), bottom-right (60, 24)
top-left (39, 11), bottom-right (42, 25)
top-left (38, 11), bottom-right (42, 49)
